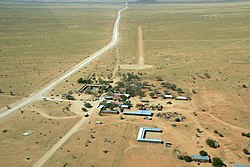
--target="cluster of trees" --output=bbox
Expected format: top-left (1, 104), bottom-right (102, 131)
top-left (121, 73), bottom-right (140, 82)
top-left (111, 73), bottom-right (145, 97)
top-left (104, 103), bottom-right (116, 110)
top-left (177, 155), bottom-right (193, 162)
top-left (160, 82), bottom-right (184, 94)
top-left (161, 82), bottom-right (177, 90)
top-left (77, 78), bottom-right (93, 84)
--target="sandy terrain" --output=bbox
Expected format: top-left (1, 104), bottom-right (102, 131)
top-left (0, 1), bottom-right (249, 167)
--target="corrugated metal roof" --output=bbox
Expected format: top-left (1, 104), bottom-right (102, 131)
top-left (103, 96), bottom-right (113, 99)
top-left (123, 110), bottom-right (152, 116)
top-left (97, 105), bottom-right (104, 109)
top-left (164, 95), bottom-right (174, 98)
top-left (176, 96), bottom-right (188, 100)
top-left (192, 155), bottom-right (209, 161)
top-left (124, 94), bottom-right (130, 98)
top-left (233, 164), bottom-right (250, 167)
top-left (137, 127), bottom-right (163, 143)
top-left (138, 138), bottom-right (163, 143)
top-left (137, 127), bottom-right (144, 140)
top-left (143, 127), bottom-right (162, 132)
top-left (101, 110), bottom-right (118, 114)
top-left (121, 105), bottom-right (129, 108)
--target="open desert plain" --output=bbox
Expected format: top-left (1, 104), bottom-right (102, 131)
top-left (0, 0), bottom-right (249, 167)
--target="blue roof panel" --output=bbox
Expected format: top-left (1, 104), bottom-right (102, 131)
top-left (192, 155), bottom-right (209, 161)
top-left (233, 164), bottom-right (250, 167)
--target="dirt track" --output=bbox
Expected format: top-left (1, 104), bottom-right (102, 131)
top-left (138, 26), bottom-right (144, 67)
top-left (32, 102), bottom-right (98, 167)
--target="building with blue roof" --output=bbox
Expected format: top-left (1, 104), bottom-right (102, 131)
top-left (123, 110), bottom-right (152, 116)
top-left (233, 164), bottom-right (250, 167)
top-left (137, 127), bottom-right (163, 144)
top-left (192, 155), bottom-right (210, 162)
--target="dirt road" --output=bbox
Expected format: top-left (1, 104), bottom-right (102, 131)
top-left (32, 102), bottom-right (98, 167)
top-left (0, 5), bottom-right (128, 121)
top-left (138, 26), bottom-right (144, 67)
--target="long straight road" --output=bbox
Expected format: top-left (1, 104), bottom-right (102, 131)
top-left (0, 5), bottom-right (128, 121)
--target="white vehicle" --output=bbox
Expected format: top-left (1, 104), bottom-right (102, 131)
top-left (22, 130), bottom-right (33, 136)
top-left (95, 121), bottom-right (102, 124)
top-left (144, 116), bottom-right (152, 120)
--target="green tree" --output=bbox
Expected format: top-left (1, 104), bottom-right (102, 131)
top-left (212, 157), bottom-right (223, 167)
top-left (206, 139), bottom-right (219, 148)
top-left (183, 156), bottom-right (193, 162)
top-left (66, 95), bottom-right (75, 100)
top-left (176, 88), bottom-right (184, 93)
top-left (199, 150), bottom-right (208, 156)
top-left (81, 107), bottom-right (87, 112)
top-left (243, 148), bottom-right (250, 155)
top-left (84, 103), bottom-right (92, 108)
top-left (149, 92), bottom-right (155, 98)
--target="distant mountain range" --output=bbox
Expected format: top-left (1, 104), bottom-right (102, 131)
top-left (0, 0), bottom-right (248, 4)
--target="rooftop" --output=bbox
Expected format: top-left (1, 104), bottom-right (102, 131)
top-left (233, 164), bottom-right (250, 167)
top-left (192, 155), bottom-right (209, 161)
top-left (137, 127), bottom-right (163, 143)
top-left (123, 110), bottom-right (152, 116)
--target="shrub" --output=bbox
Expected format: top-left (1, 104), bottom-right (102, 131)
top-left (214, 130), bottom-right (219, 134)
top-left (243, 148), bottom-right (250, 155)
top-left (176, 88), bottom-right (184, 93)
top-left (204, 72), bottom-right (211, 79)
top-left (197, 128), bottom-right (203, 133)
top-left (77, 78), bottom-right (92, 84)
top-left (149, 92), bottom-right (155, 98)
top-left (219, 134), bottom-right (224, 138)
top-left (177, 155), bottom-right (184, 160)
top-left (85, 90), bottom-right (92, 94)
top-left (212, 157), bottom-right (223, 167)
top-left (81, 107), bottom-right (87, 112)
top-left (84, 103), bottom-right (92, 108)
top-left (183, 156), bottom-right (193, 162)
top-left (65, 95), bottom-right (75, 100)
top-left (192, 89), bottom-right (197, 94)
top-left (241, 132), bottom-right (246, 136)
top-left (199, 150), bottom-right (208, 156)
top-left (206, 139), bottom-right (219, 148)
top-left (241, 132), bottom-right (250, 138)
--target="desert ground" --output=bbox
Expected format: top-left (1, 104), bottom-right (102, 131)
top-left (0, 1), bottom-right (249, 167)
top-left (0, 2), bottom-right (118, 108)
